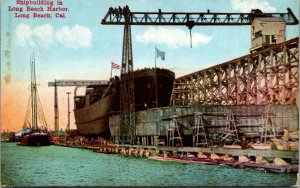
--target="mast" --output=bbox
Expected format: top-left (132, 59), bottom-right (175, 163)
top-left (30, 52), bottom-right (38, 130)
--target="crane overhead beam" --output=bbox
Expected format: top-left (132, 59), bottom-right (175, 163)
top-left (101, 7), bottom-right (298, 26)
top-left (48, 80), bottom-right (109, 87)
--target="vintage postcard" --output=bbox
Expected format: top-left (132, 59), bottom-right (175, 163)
top-left (1, 0), bottom-right (299, 186)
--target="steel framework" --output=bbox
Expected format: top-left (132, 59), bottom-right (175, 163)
top-left (48, 80), bottom-right (108, 87)
top-left (119, 8), bottom-right (136, 144)
top-left (170, 38), bottom-right (299, 106)
top-left (101, 8), bottom-right (298, 26)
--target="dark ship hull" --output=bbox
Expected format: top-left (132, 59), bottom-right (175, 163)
top-left (134, 68), bottom-right (175, 110)
top-left (74, 68), bottom-right (175, 137)
top-left (19, 133), bottom-right (51, 146)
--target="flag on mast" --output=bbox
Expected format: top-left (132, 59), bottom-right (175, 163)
top-left (156, 48), bottom-right (165, 61)
top-left (111, 62), bottom-right (120, 78)
top-left (111, 62), bottom-right (120, 69)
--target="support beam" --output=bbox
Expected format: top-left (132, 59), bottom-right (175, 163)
top-left (48, 80), bottom-right (108, 87)
top-left (101, 8), bottom-right (298, 26)
top-left (171, 38), bottom-right (299, 106)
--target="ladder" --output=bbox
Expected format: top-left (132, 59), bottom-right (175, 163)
top-left (192, 113), bottom-right (209, 147)
top-left (167, 116), bottom-right (183, 147)
top-left (260, 111), bottom-right (276, 143)
top-left (220, 111), bottom-right (239, 145)
top-left (169, 82), bottom-right (190, 106)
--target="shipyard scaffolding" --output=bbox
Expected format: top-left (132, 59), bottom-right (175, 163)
top-left (171, 37), bottom-right (299, 107)
top-left (102, 6), bottom-right (298, 147)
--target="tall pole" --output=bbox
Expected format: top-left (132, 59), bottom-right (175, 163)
top-left (31, 52), bottom-right (37, 130)
top-left (54, 79), bottom-right (59, 135)
top-left (30, 54), bottom-right (34, 130)
top-left (155, 47), bottom-right (158, 108)
top-left (66, 92), bottom-right (71, 132)
top-left (154, 47), bottom-right (157, 68)
top-left (110, 62), bottom-right (112, 78)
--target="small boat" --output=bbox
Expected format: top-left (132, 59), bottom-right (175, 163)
top-left (16, 52), bottom-right (51, 146)
top-left (16, 129), bottom-right (51, 146)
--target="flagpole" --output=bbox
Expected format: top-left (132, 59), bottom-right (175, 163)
top-left (154, 47), bottom-right (157, 68)
top-left (110, 62), bottom-right (112, 78)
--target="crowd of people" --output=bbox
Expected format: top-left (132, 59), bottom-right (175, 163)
top-left (108, 5), bottom-right (130, 16)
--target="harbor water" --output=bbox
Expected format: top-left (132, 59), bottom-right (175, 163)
top-left (1, 143), bottom-right (297, 186)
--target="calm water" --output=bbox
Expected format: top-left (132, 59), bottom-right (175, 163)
top-left (1, 143), bottom-right (297, 186)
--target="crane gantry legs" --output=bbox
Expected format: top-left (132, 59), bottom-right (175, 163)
top-left (120, 7), bottom-right (136, 144)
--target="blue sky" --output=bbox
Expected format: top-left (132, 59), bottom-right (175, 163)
top-left (1, 0), bottom-right (299, 131)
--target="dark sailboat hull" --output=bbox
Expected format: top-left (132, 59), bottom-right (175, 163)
top-left (74, 68), bottom-right (175, 137)
top-left (19, 133), bottom-right (51, 146)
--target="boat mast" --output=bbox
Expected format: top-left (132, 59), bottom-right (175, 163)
top-left (30, 52), bottom-right (38, 130)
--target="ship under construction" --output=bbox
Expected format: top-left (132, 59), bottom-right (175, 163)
top-left (49, 6), bottom-right (299, 163)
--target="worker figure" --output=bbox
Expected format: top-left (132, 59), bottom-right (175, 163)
top-left (125, 5), bottom-right (130, 12)
top-left (109, 6), bottom-right (113, 14)
top-left (114, 7), bottom-right (118, 18)
top-left (123, 5), bottom-right (130, 14)
top-left (123, 6), bottom-right (127, 15)
top-left (115, 7), bottom-right (121, 20)
top-left (123, 5), bottom-right (131, 16)
top-left (118, 6), bottom-right (122, 14)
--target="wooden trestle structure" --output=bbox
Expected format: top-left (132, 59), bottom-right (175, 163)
top-left (171, 38), bottom-right (299, 106)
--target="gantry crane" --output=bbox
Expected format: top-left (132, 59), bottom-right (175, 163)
top-left (101, 6), bottom-right (298, 144)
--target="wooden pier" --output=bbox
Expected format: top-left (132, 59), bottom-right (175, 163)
top-left (53, 141), bottom-right (298, 174)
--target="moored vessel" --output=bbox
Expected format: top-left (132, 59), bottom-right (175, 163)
top-left (74, 68), bottom-right (175, 137)
top-left (16, 52), bottom-right (51, 146)
top-left (16, 129), bottom-right (51, 146)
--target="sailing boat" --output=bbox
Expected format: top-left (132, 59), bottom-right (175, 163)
top-left (16, 52), bottom-right (51, 146)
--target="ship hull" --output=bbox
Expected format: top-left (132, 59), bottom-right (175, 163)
top-left (19, 133), bottom-right (51, 146)
top-left (74, 92), bottom-right (118, 138)
top-left (76, 118), bottom-right (108, 136)
top-left (134, 68), bottom-right (175, 110)
top-left (74, 68), bottom-right (175, 137)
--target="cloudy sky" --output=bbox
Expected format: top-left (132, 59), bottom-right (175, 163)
top-left (1, 0), bottom-right (299, 132)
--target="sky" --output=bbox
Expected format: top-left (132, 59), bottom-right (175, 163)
top-left (1, 0), bottom-right (299, 132)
